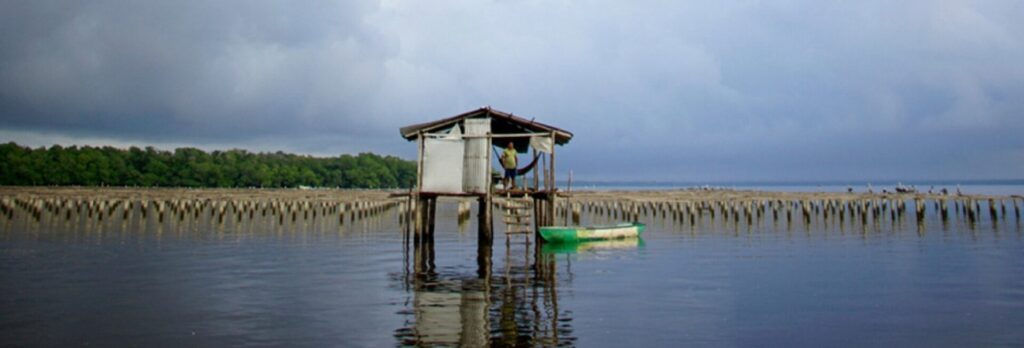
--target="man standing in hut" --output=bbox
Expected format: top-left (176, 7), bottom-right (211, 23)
top-left (501, 141), bottom-right (518, 190)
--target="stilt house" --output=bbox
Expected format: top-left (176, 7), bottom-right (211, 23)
top-left (398, 107), bottom-right (573, 238)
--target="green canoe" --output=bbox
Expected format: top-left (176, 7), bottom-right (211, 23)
top-left (539, 222), bottom-right (645, 243)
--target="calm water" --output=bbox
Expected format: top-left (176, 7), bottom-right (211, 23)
top-left (2, 199), bottom-right (1023, 347)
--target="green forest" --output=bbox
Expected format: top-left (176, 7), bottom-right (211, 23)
top-left (0, 142), bottom-right (416, 189)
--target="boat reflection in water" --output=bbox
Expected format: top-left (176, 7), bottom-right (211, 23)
top-left (393, 231), bottom-right (576, 346)
top-left (541, 237), bottom-right (645, 255)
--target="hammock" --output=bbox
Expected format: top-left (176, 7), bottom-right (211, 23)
top-left (516, 153), bottom-right (541, 176)
top-left (493, 148), bottom-right (542, 176)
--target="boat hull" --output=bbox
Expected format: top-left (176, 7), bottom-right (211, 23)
top-left (539, 223), bottom-right (645, 243)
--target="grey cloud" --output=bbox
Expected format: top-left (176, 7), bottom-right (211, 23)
top-left (1, 0), bottom-right (387, 145)
top-left (1, 1), bottom-right (1022, 181)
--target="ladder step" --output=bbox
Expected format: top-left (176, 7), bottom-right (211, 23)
top-left (502, 205), bottom-right (531, 210)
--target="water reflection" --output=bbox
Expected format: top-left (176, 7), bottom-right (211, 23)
top-left (4, 194), bottom-right (1020, 346)
top-left (394, 234), bottom-right (575, 346)
top-left (541, 238), bottom-right (644, 255)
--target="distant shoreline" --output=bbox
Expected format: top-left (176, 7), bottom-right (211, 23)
top-left (0, 186), bottom-right (397, 202)
top-left (567, 179), bottom-right (1024, 187)
top-left (565, 180), bottom-right (1024, 196)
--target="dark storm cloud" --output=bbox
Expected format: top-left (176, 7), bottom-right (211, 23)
top-left (1, 1), bottom-right (1023, 180)
top-left (1, 0), bottom-right (390, 150)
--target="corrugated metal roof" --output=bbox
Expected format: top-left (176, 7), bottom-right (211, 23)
top-left (399, 107), bottom-right (573, 145)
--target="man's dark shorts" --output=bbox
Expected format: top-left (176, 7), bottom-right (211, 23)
top-left (504, 168), bottom-right (516, 179)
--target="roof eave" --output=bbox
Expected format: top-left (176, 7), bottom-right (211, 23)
top-left (399, 107), bottom-right (573, 144)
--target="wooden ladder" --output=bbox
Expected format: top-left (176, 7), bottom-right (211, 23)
top-left (500, 196), bottom-right (533, 235)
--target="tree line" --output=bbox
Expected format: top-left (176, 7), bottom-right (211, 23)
top-left (0, 142), bottom-right (416, 189)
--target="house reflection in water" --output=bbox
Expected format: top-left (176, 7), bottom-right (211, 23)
top-left (401, 277), bottom-right (489, 346)
top-left (394, 233), bottom-right (573, 346)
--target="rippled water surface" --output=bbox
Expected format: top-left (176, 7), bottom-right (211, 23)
top-left (2, 200), bottom-right (1023, 346)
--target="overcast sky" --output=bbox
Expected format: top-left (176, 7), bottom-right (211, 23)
top-left (1, 1), bottom-right (1022, 182)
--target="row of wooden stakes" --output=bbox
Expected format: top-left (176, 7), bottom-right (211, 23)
top-left (552, 197), bottom-right (1023, 226)
top-left (0, 196), bottom-right (401, 224)
top-left (4, 194), bottom-right (1021, 230)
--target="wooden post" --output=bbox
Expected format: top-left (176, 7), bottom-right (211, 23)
top-left (414, 201), bottom-right (433, 275)
top-left (478, 196), bottom-right (492, 239)
top-left (568, 169), bottom-right (573, 194)
top-left (403, 191), bottom-right (410, 235)
top-left (416, 130), bottom-right (425, 194)
top-left (477, 195), bottom-right (492, 279)
top-left (426, 197), bottom-right (437, 238)
top-left (413, 197), bottom-right (422, 243)
top-left (532, 148), bottom-right (539, 191)
top-left (533, 196), bottom-right (543, 239)
top-left (482, 133), bottom-right (494, 240)
top-left (414, 131), bottom-right (426, 241)
top-left (547, 132), bottom-right (557, 228)
top-left (549, 131), bottom-right (556, 192)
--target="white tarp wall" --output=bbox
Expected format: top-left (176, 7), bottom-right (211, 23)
top-left (462, 118), bottom-right (491, 193)
top-left (422, 134), bottom-right (464, 193)
top-left (530, 135), bottom-right (553, 154)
